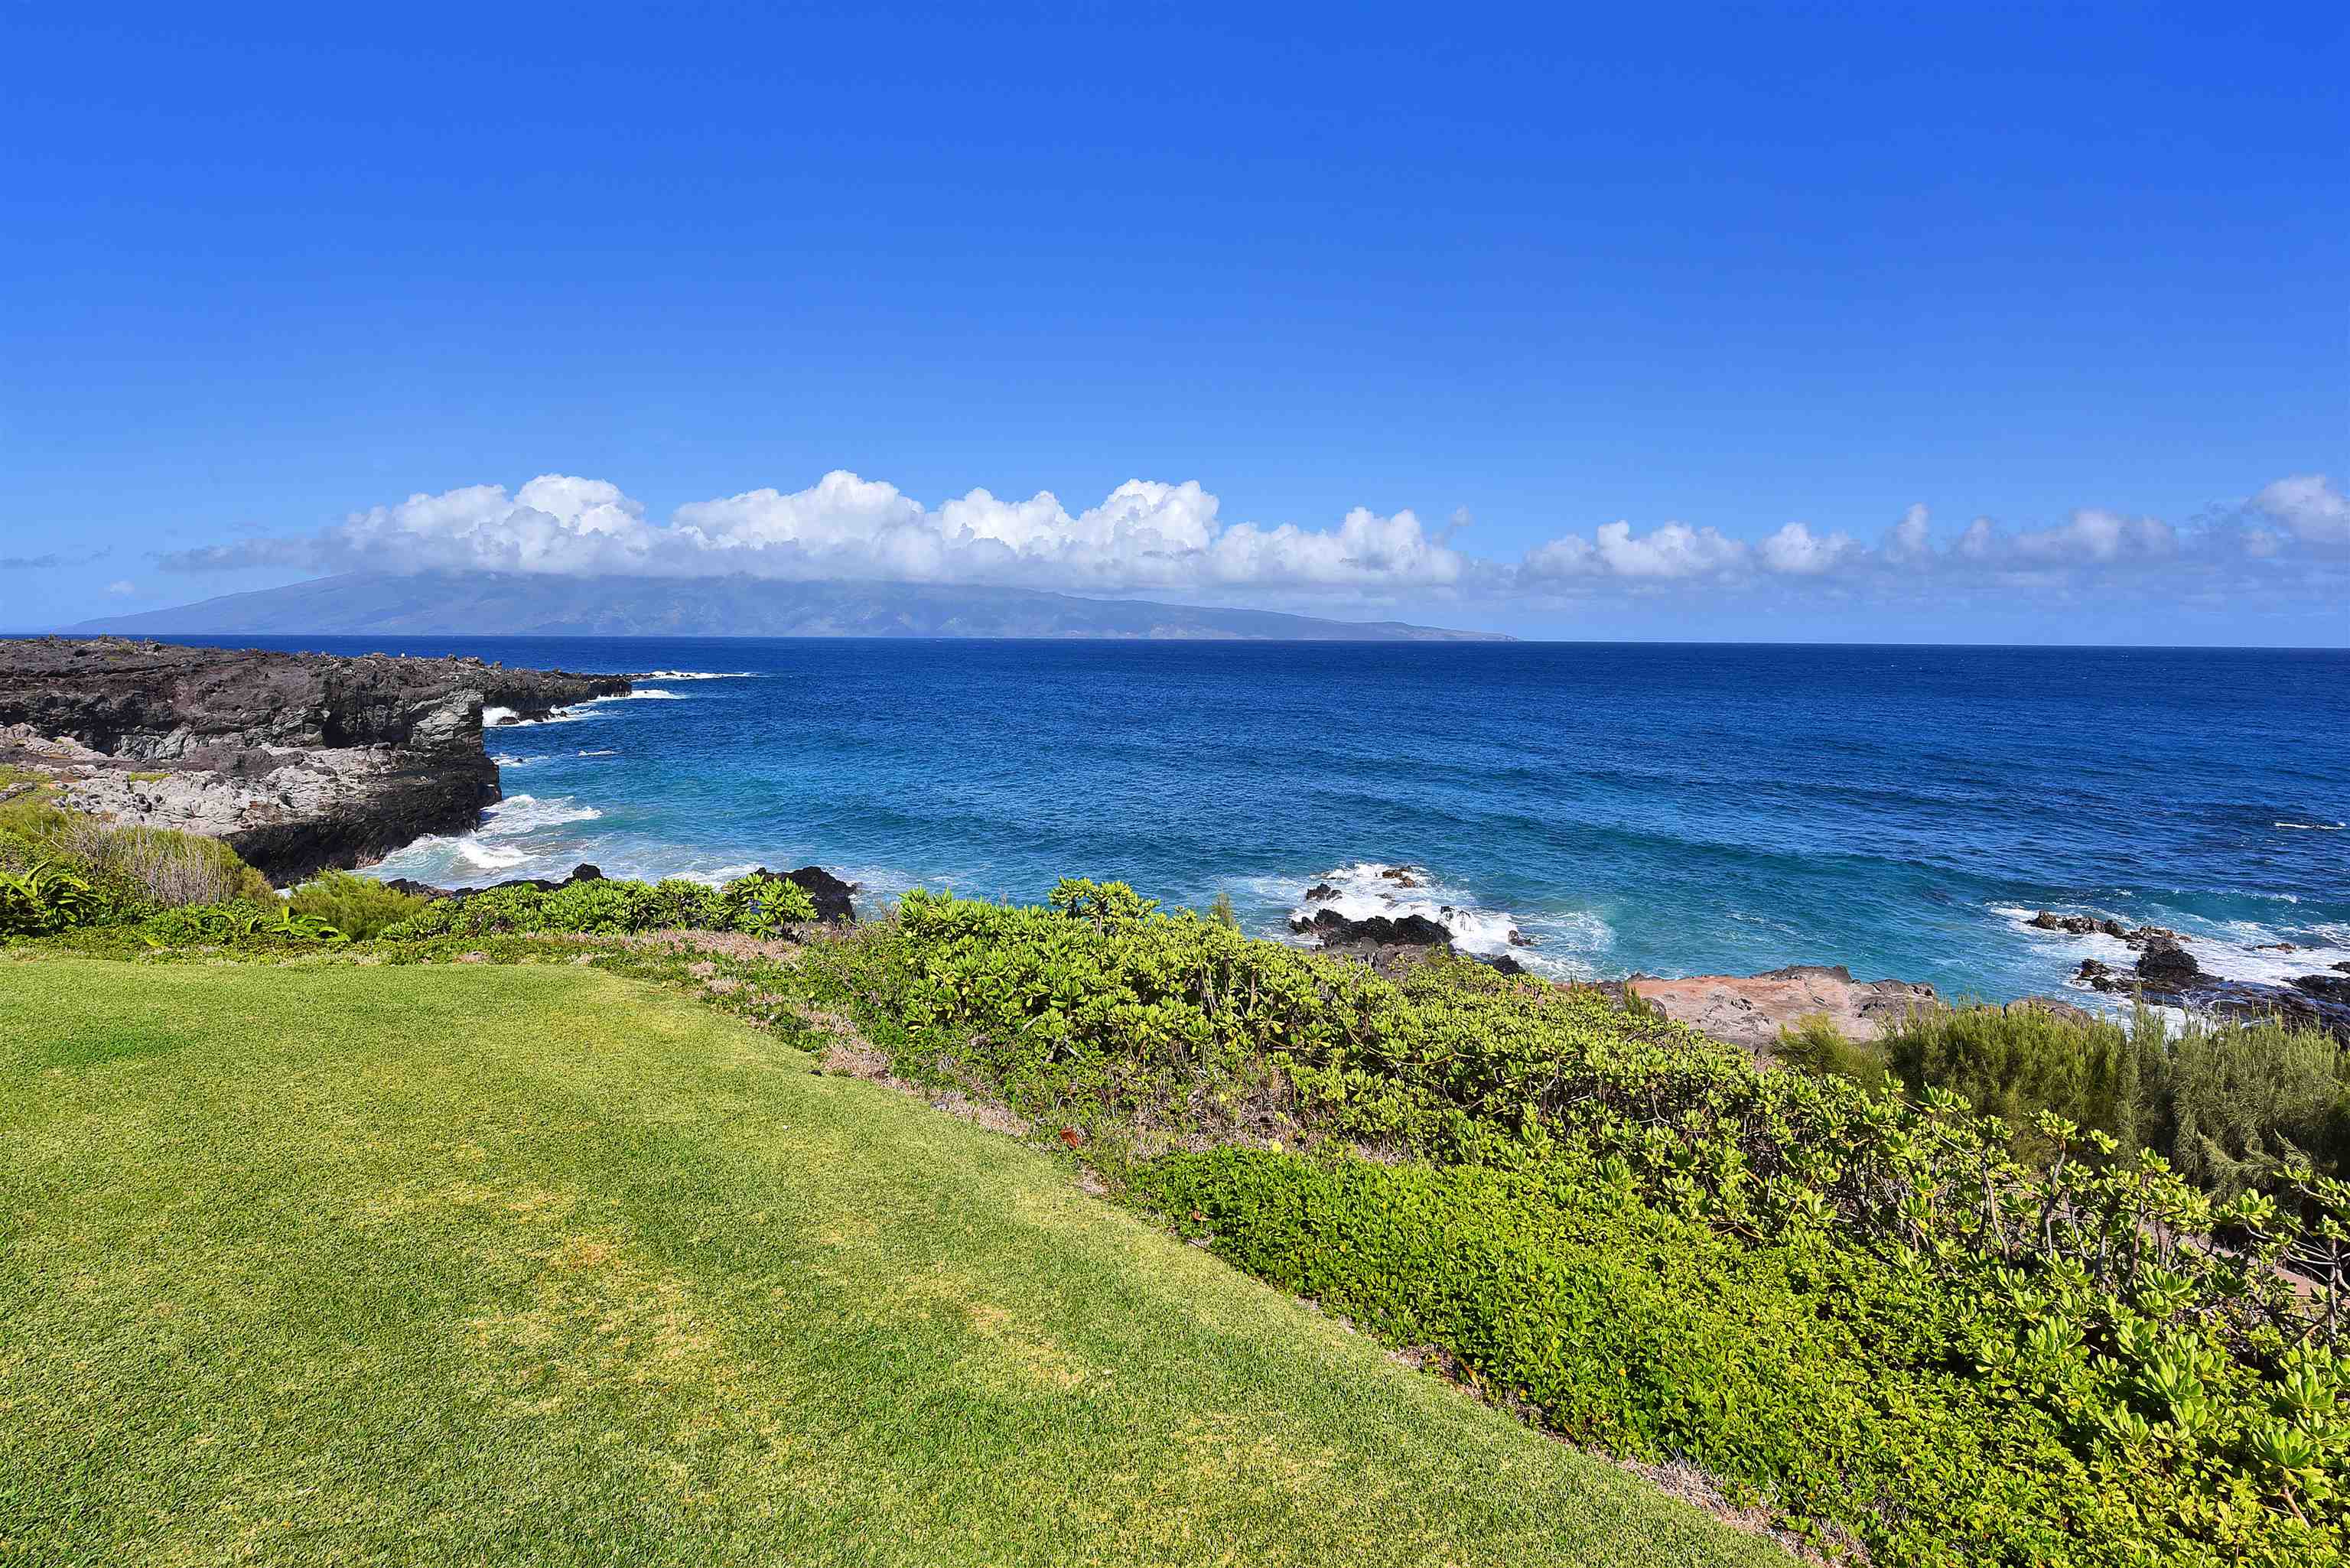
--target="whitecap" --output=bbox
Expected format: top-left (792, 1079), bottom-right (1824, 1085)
top-left (455, 838), bottom-right (530, 870)
top-left (490, 702), bottom-right (600, 727)
top-left (2277, 821), bottom-right (2345, 831)
top-left (1287, 860), bottom-right (1562, 960)
top-left (576, 748), bottom-right (617, 757)
top-left (635, 669), bottom-right (756, 681)
top-left (480, 793), bottom-right (603, 837)
top-left (594, 688), bottom-right (685, 701)
top-left (672, 862), bottom-right (764, 886)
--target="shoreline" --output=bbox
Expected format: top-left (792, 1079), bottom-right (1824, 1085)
top-left (9, 635), bottom-right (2345, 1045)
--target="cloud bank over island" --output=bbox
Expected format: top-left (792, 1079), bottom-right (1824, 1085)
top-left (151, 469), bottom-right (2348, 615)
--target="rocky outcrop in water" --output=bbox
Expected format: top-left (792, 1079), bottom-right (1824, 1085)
top-left (0, 637), bottom-right (630, 884)
top-left (1628, 965), bottom-right (1940, 1056)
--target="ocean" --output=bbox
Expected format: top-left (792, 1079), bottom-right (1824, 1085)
top-left (216, 636), bottom-right (2350, 1004)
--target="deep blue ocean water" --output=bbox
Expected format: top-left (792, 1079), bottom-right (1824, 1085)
top-left (194, 637), bottom-right (2350, 1004)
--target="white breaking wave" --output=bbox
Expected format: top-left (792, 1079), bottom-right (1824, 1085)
top-left (594, 688), bottom-right (685, 701)
top-left (480, 793), bottom-right (603, 837)
top-left (1283, 861), bottom-right (1597, 970)
top-left (490, 752), bottom-right (532, 767)
top-left (577, 748), bottom-right (617, 757)
top-left (454, 837), bottom-right (530, 871)
top-left (1992, 902), bottom-right (2350, 994)
top-left (636, 669), bottom-right (756, 681)
top-left (2277, 821), bottom-right (2345, 831)
top-left (672, 862), bottom-right (764, 886)
top-left (490, 702), bottom-right (599, 727)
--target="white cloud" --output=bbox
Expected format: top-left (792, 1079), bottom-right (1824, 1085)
top-left (2009, 507), bottom-right (2175, 563)
top-left (1955, 517), bottom-right (1999, 561)
top-left (168, 470), bottom-right (1468, 594)
top-left (1758, 521), bottom-right (1855, 575)
top-left (1883, 504), bottom-right (1932, 565)
top-left (2254, 474), bottom-right (2348, 548)
top-left (1595, 520), bottom-right (1746, 577)
top-left (106, 579), bottom-right (136, 596)
top-left (152, 470), bottom-right (2345, 613)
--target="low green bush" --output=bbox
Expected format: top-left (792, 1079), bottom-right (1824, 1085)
top-left (136, 901), bottom-right (346, 948)
top-left (378, 870), bottom-right (816, 941)
top-left (287, 871), bottom-right (430, 940)
top-left (0, 860), bottom-right (103, 935)
top-left (1139, 1147), bottom-right (2348, 1566)
top-left (0, 782), bottom-right (273, 919)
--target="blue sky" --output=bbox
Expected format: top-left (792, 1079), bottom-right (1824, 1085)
top-left (3, 3), bottom-right (2343, 641)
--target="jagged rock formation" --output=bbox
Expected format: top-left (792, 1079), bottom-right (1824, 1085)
top-left (0, 637), bottom-right (629, 884)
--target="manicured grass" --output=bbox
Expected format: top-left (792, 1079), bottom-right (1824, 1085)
top-left (0, 958), bottom-right (1779, 1566)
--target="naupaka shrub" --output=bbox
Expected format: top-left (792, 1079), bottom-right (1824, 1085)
top-left (854, 882), bottom-right (2350, 1563)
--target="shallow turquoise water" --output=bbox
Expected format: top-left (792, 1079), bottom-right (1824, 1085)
top-left (229, 636), bottom-right (2345, 1004)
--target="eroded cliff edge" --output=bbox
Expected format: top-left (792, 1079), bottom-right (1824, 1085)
top-left (0, 637), bottom-right (630, 883)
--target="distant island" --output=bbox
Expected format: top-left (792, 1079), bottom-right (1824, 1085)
top-left (68, 572), bottom-right (1511, 641)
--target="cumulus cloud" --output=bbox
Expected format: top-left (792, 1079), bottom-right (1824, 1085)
top-left (1517, 519), bottom-right (1753, 581)
top-left (106, 580), bottom-right (136, 596)
top-left (2254, 474), bottom-right (2348, 549)
top-left (2008, 507), bottom-right (2175, 563)
top-left (150, 468), bottom-right (2344, 613)
top-left (1883, 504), bottom-right (1932, 565)
top-left (157, 470), bottom-right (1468, 594)
top-left (1758, 521), bottom-right (1857, 575)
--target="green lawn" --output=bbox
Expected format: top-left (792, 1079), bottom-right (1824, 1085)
top-left (0, 958), bottom-right (1781, 1567)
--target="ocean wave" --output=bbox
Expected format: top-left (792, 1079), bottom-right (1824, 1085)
top-left (636, 669), bottom-right (756, 681)
top-left (576, 748), bottom-right (617, 757)
top-left (594, 688), bottom-right (685, 701)
top-left (490, 702), bottom-right (599, 727)
top-left (1994, 902), bottom-right (2350, 993)
top-left (672, 863), bottom-right (764, 886)
top-left (2277, 821), bottom-right (2345, 831)
top-left (480, 793), bottom-right (603, 837)
top-left (490, 753), bottom-right (532, 767)
top-left (456, 838), bottom-right (531, 871)
top-left (1287, 861), bottom-right (1562, 961)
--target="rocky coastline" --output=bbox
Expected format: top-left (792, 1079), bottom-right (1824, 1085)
top-left (0, 637), bottom-right (630, 884)
top-left (1278, 870), bottom-right (2350, 1049)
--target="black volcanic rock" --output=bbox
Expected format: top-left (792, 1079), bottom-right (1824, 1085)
top-left (2294, 974), bottom-right (2350, 1007)
top-left (1289, 907), bottom-right (1453, 948)
top-left (770, 865), bottom-right (858, 925)
top-left (2136, 937), bottom-right (2200, 986)
top-left (0, 636), bottom-right (630, 883)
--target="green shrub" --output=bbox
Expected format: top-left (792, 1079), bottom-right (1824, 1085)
top-left (136, 902), bottom-right (345, 948)
top-left (1139, 1147), bottom-right (2348, 1566)
top-left (1874, 1004), bottom-right (2350, 1192)
top-left (0, 861), bottom-right (103, 935)
top-left (376, 872), bottom-right (813, 942)
top-left (0, 787), bottom-right (272, 917)
top-left (288, 871), bottom-right (430, 940)
top-left (1775, 1011), bottom-right (1888, 1081)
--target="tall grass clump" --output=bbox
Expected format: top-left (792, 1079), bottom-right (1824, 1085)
top-left (1860, 1003), bottom-right (2350, 1192)
top-left (287, 870), bottom-right (430, 940)
top-left (0, 777), bottom-right (272, 922)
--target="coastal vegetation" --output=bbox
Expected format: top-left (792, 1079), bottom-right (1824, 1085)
top-left (11, 867), bottom-right (2350, 1563)
top-left (1782, 1004), bottom-right (2350, 1194)
top-left (0, 959), bottom-right (1759, 1567)
top-left (0, 766), bottom-right (273, 927)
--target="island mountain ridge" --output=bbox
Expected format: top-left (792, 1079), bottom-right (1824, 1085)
top-left (70, 572), bottom-right (1509, 641)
